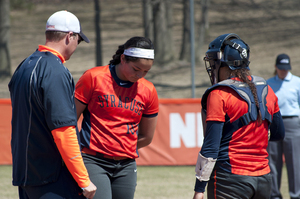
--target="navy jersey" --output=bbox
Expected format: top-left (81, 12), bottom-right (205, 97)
top-left (8, 47), bottom-right (78, 186)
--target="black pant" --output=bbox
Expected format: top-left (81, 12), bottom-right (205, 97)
top-left (18, 166), bottom-right (85, 199)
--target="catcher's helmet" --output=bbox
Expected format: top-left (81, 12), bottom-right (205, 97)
top-left (204, 33), bottom-right (250, 85)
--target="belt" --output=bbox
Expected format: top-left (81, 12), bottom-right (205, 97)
top-left (82, 147), bottom-right (129, 161)
top-left (282, 116), bottom-right (298, 119)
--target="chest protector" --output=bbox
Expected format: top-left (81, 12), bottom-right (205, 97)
top-left (201, 76), bottom-right (272, 134)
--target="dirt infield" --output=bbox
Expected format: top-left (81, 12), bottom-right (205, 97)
top-left (2, 0), bottom-right (300, 99)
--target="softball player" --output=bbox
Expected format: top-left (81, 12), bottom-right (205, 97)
top-left (75, 36), bottom-right (159, 199)
top-left (193, 33), bottom-right (285, 199)
top-left (8, 10), bottom-right (96, 199)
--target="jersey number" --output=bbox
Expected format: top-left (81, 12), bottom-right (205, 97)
top-left (127, 123), bottom-right (138, 135)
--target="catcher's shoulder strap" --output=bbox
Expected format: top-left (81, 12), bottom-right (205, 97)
top-left (201, 76), bottom-right (272, 133)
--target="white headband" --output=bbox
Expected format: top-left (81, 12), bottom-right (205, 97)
top-left (123, 48), bottom-right (154, 59)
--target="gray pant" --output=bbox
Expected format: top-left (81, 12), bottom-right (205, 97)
top-left (267, 116), bottom-right (300, 199)
top-left (207, 167), bottom-right (272, 199)
top-left (82, 153), bottom-right (137, 199)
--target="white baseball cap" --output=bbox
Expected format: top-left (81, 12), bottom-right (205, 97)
top-left (46, 10), bottom-right (90, 43)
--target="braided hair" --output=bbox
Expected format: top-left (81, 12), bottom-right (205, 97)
top-left (230, 68), bottom-right (263, 124)
top-left (109, 36), bottom-right (154, 65)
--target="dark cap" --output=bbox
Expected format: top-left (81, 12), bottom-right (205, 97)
top-left (276, 54), bottom-right (291, 70)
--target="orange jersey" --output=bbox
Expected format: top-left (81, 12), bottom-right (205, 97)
top-left (205, 81), bottom-right (280, 176)
top-left (75, 65), bottom-right (159, 159)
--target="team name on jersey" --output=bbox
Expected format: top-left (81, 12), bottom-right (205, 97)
top-left (98, 94), bottom-right (144, 115)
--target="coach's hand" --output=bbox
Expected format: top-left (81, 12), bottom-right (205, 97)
top-left (82, 182), bottom-right (97, 199)
top-left (193, 191), bottom-right (204, 199)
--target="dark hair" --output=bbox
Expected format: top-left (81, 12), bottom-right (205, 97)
top-left (230, 68), bottom-right (263, 124)
top-left (109, 36), bottom-right (154, 65)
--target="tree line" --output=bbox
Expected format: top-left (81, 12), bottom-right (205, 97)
top-left (0, 0), bottom-right (210, 78)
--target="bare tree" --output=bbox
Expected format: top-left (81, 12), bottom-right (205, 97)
top-left (179, 0), bottom-right (210, 63)
top-left (196, 0), bottom-right (209, 63)
top-left (143, 0), bottom-right (154, 41)
top-left (0, 0), bottom-right (11, 78)
top-left (152, 0), bottom-right (174, 64)
top-left (94, 0), bottom-right (102, 66)
top-left (179, 0), bottom-right (191, 61)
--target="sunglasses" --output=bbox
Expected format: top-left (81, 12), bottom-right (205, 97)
top-left (71, 33), bottom-right (82, 44)
top-left (77, 35), bottom-right (83, 44)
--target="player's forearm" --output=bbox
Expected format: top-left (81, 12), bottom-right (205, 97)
top-left (137, 132), bottom-right (154, 149)
top-left (269, 111), bottom-right (285, 141)
top-left (194, 179), bottom-right (207, 193)
top-left (52, 126), bottom-right (90, 188)
top-left (201, 121), bottom-right (223, 158)
top-left (137, 116), bottom-right (157, 149)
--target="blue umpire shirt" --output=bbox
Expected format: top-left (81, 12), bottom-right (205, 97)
top-left (267, 72), bottom-right (300, 116)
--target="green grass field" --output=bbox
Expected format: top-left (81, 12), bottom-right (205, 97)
top-left (0, 165), bottom-right (289, 199)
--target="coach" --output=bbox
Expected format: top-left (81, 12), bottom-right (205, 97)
top-left (8, 10), bottom-right (96, 198)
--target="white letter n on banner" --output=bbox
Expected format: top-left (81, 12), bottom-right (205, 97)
top-left (170, 113), bottom-right (196, 148)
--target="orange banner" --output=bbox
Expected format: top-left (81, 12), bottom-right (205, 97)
top-left (0, 99), bottom-right (13, 165)
top-left (136, 98), bottom-right (203, 165)
top-left (0, 98), bottom-right (203, 166)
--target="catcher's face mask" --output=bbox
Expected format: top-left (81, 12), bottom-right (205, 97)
top-left (204, 33), bottom-right (245, 85)
top-left (203, 51), bottom-right (223, 85)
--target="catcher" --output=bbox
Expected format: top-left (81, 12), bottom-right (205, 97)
top-left (193, 33), bottom-right (285, 199)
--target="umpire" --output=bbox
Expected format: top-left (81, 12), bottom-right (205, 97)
top-left (267, 54), bottom-right (300, 199)
top-left (8, 10), bottom-right (96, 198)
